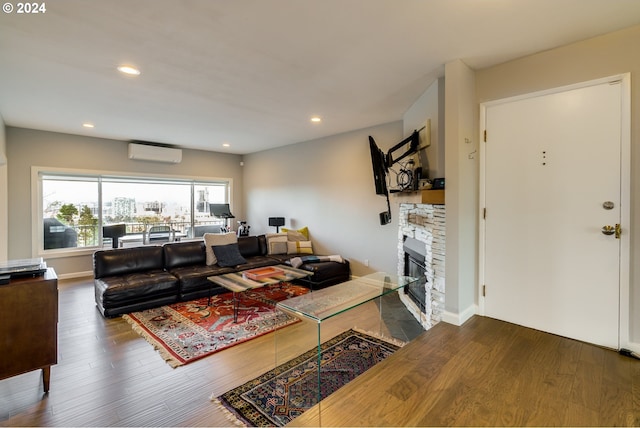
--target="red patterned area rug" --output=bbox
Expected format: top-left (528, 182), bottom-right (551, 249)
top-left (123, 283), bottom-right (309, 367)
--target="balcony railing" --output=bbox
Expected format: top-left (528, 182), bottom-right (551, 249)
top-left (45, 220), bottom-right (225, 250)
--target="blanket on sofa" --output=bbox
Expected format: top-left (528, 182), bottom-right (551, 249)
top-left (289, 254), bottom-right (344, 269)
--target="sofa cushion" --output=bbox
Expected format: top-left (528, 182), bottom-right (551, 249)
top-left (170, 264), bottom-right (235, 293)
top-left (213, 243), bottom-right (247, 267)
top-left (236, 255), bottom-right (280, 271)
top-left (237, 235), bottom-right (262, 258)
top-left (95, 269), bottom-right (179, 306)
top-left (93, 246), bottom-right (164, 278)
top-left (257, 235), bottom-right (268, 255)
top-left (203, 232), bottom-right (237, 265)
top-left (267, 253), bottom-right (295, 264)
top-left (163, 240), bottom-right (206, 269)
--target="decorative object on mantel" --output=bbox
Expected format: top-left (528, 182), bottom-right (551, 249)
top-left (214, 329), bottom-right (403, 427)
top-left (431, 177), bottom-right (445, 190)
top-left (422, 189), bottom-right (445, 205)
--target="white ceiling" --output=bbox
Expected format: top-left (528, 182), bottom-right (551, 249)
top-left (1, 0), bottom-right (639, 154)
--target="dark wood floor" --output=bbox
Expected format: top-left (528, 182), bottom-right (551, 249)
top-left (293, 314), bottom-right (640, 427)
top-left (0, 276), bottom-right (638, 426)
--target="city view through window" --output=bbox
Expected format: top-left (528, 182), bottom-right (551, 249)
top-left (41, 174), bottom-right (229, 250)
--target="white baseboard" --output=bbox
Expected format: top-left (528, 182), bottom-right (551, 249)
top-left (57, 270), bottom-right (93, 280)
top-left (623, 341), bottom-right (640, 354)
top-left (441, 304), bottom-right (477, 326)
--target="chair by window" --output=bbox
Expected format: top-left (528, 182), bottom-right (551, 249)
top-left (145, 225), bottom-right (174, 244)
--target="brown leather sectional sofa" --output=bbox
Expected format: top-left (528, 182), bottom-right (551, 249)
top-left (93, 234), bottom-right (350, 317)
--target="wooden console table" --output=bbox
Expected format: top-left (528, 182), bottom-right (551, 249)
top-left (0, 268), bottom-right (58, 392)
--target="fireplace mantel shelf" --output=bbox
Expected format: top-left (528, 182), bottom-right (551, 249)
top-left (421, 189), bottom-right (445, 205)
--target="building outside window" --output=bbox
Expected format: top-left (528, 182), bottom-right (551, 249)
top-left (40, 172), bottom-right (230, 252)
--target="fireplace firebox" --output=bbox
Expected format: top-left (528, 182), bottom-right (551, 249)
top-left (403, 237), bottom-right (427, 312)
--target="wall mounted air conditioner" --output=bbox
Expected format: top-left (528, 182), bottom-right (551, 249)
top-left (128, 143), bottom-right (182, 163)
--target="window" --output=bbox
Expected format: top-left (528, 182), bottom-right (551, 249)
top-left (42, 176), bottom-right (98, 249)
top-left (38, 171), bottom-right (230, 252)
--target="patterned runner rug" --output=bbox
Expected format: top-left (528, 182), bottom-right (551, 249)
top-left (123, 282), bottom-right (309, 367)
top-left (214, 329), bottom-right (403, 427)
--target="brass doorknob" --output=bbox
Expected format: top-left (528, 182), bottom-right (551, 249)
top-left (602, 226), bottom-right (615, 235)
top-left (602, 224), bottom-right (621, 239)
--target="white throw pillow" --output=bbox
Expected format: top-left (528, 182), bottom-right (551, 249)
top-left (203, 232), bottom-right (237, 265)
top-left (266, 233), bottom-right (288, 255)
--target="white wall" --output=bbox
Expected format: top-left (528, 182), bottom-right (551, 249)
top-left (403, 77), bottom-right (445, 180)
top-left (6, 127), bottom-right (243, 277)
top-left (443, 59), bottom-right (478, 325)
top-left (0, 115), bottom-right (7, 261)
top-left (239, 77), bottom-right (444, 291)
top-left (243, 122), bottom-right (404, 277)
top-left (475, 25), bottom-right (640, 343)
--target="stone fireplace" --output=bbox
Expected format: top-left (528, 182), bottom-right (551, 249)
top-left (397, 203), bottom-right (445, 330)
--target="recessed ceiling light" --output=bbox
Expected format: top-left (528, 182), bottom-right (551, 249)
top-left (82, 123), bottom-right (95, 128)
top-left (117, 65), bottom-right (141, 76)
top-left (222, 142), bottom-right (230, 148)
top-left (310, 116), bottom-right (322, 123)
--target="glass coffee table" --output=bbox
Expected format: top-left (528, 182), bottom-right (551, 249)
top-left (277, 272), bottom-right (417, 322)
top-left (207, 264), bottom-right (312, 322)
top-left (275, 272), bottom-right (419, 418)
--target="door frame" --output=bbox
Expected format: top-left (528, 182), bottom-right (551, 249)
top-left (478, 73), bottom-right (631, 349)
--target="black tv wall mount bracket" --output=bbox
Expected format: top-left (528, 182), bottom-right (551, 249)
top-left (385, 124), bottom-right (429, 167)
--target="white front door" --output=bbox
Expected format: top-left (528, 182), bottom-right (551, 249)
top-left (481, 77), bottom-right (629, 349)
